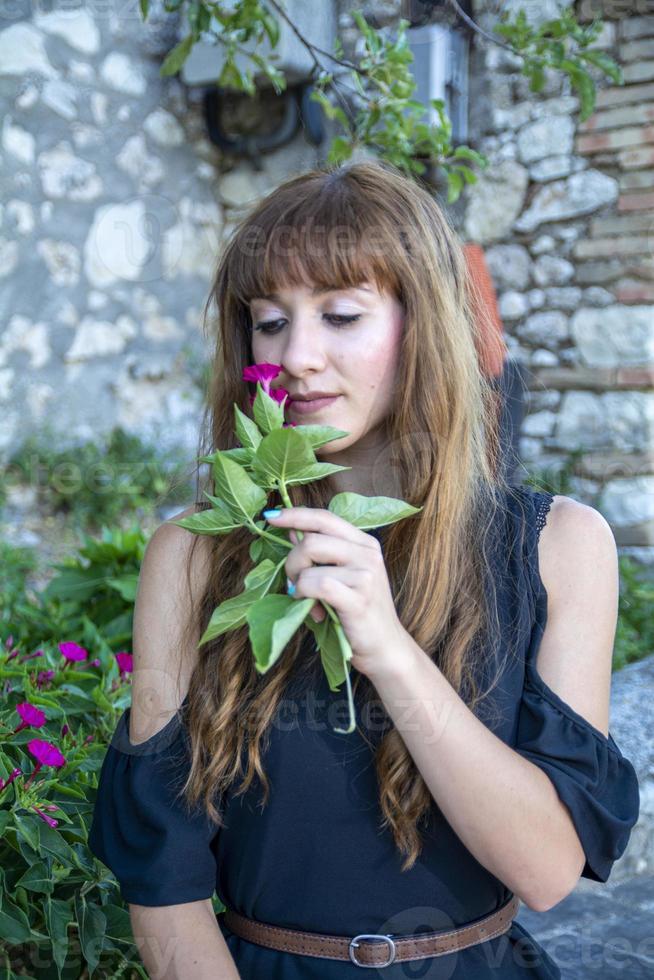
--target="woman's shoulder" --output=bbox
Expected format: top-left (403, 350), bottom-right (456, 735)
top-left (130, 503), bottom-right (212, 745)
top-left (531, 492), bottom-right (617, 608)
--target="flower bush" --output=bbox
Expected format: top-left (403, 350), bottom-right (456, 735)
top-left (0, 527), bottom-right (226, 978)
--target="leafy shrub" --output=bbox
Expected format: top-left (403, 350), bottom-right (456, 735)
top-left (1, 529), bottom-right (225, 978)
top-left (2, 426), bottom-right (193, 531)
top-left (614, 555), bottom-right (654, 671)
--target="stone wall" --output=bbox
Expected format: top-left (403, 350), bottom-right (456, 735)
top-left (0, 0), bottom-right (324, 462)
top-left (464, 0), bottom-right (654, 566)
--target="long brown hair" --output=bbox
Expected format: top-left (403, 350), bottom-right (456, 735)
top-left (172, 159), bottom-right (521, 871)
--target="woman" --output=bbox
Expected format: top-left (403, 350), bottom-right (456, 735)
top-left (89, 159), bottom-right (640, 978)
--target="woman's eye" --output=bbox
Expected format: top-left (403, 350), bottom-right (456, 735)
top-left (253, 314), bottom-right (361, 335)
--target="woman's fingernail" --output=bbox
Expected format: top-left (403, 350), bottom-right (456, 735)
top-left (263, 509), bottom-right (282, 519)
top-left (286, 577), bottom-right (296, 596)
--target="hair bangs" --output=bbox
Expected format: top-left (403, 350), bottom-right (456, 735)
top-left (225, 178), bottom-right (406, 308)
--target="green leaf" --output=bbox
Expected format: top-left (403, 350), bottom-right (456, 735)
top-left (328, 492), bottom-right (422, 529)
top-left (579, 48), bottom-right (623, 84)
top-left (167, 496), bottom-right (242, 536)
top-left (252, 382), bottom-right (286, 434)
top-left (0, 894), bottom-right (32, 942)
top-left (15, 861), bottom-right (53, 894)
top-left (275, 422), bottom-right (350, 450)
top-left (216, 446), bottom-right (253, 466)
top-left (160, 34), bottom-right (194, 77)
top-left (139, 0), bottom-right (149, 20)
top-left (14, 812), bottom-right (40, 853)
top-left (199, 559), bottom-right (285, 644)
top-left (74, 893), bottom-right (106, 976)
top-left (102, 903), bottom-right (133, 942)
top-left (327, 135), bottom-right (354, 164)
top-left (234, 404), bottom-right (263, 452)
top-left (210, 454), bottom-right (268, 525)
top-left (283, 461), bottom-right (351, 486)
top-left (43, 895), bottom-right (71, 977)
top-left (37, 820), bottom-right (77, 866)
top-left (247, 594), bottom-right (314, 672)
top-left (563, 61), bottom-right (596, 121)
top-left (446, 169), bottom-right (465, 203)
top-left (250, 426), bottom-right (317, 487)
top-left (306, 616), bottom-right (346, 691)
top-left (105, 574), bottom-right (139, 602)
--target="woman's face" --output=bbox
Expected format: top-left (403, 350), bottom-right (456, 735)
top-left (248, 280), bottom-right (404, 454)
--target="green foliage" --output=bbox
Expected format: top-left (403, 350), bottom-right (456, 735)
top-left (169, 380), bottom-right (421, 733)
top-left (614, 556), bottom-right (654, 671)
top-left (148, 1), bottom-right (623, 198)
top-left (2, 426), bottom-right (193, 532)
top-left (0, 531), bottom-right (226, 977)
top-left (494, 9), bottom-right (622, 121)
top-left (2, 527), bottom-right (147, 657)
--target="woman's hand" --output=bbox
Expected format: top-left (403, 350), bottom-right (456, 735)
top-left (264, 506), bottom-right (411, 679)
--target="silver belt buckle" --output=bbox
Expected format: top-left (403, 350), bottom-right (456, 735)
top-left (349, 933), bottom-right (397, 968)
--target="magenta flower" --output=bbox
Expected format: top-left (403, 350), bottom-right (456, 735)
top-left (36, 669), bottom-right (55, 688)
top-left (32, 806), bottom-right (58, 828)
top-left (89, 658), bottom-right (101, 668)
top-left (24, 739), bottom-right (66, 790)
top-left (5, 635), bottom-right (14, 650)
top-left (242, 362), bottom-right (281, 393)
top-left (59, 641), bottom-right (88, 669)
top-left (14, 702), bottom-right (47, 734)
top-left (19, 649), bottom-right (43, 664)
top-left (0, 768), bottom-right (22, 793)
top-left (61, 723), bottom-right (70, 738)
top-left (243, 362), bottom-right (291, 407)
top-left (116, 651), bottom-right (133, 679)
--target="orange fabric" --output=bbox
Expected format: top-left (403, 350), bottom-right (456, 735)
top-left (463, 243), bottom-right (507, 379)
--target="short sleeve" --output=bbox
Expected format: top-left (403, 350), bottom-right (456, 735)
top-left (88, 700), bottom-right (220, 906)
top-left (515, 669), bottom-right (640, 883)
top-left (514, 485), bottom-right (640, 884)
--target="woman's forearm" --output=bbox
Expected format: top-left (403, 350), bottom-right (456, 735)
top-left (129, 899), bottom-right (240, 980)
top-left (368, 636), bottom-right (584, 912)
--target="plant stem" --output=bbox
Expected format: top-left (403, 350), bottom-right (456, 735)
top-left (276, 482), bottom-right (357, 734)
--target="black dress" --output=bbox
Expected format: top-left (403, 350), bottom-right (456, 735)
top-left (88, 485), bottom-right (640, 978)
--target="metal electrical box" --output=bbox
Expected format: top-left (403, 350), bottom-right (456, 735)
top-left (179, 0), bottom-right (337, 89)
top-left (406, 22), bottom-right (469, 144)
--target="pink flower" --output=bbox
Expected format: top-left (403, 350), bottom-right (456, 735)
top-left (59, 641), bottom-right (88, 669)
top-left (116, 651), bottom-right (133, 679)
top-left (36, 669), bottom-right (55, 689)
top-left (89, 658), bottom-right (101, 668)
top-left (0, 768), bottom-right (22, 792)
top-left (24, 739), bottom-right (66, 790)
top-left (19, 649), bottom-right (43, 664)
top-left (32, 806), bottom-right (58, 829)
top-left (14, 702), bottom-right (47, 734)
top-left (61, 723), bottom-right (70, 738)
top-left (243, 362), bottom-right (293, 417)
top-left (269, 387), bottom-right (290, 406)
top-left (242, 362), bottom-right (281, 393)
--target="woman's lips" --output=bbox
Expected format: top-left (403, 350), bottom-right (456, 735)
top-left (288, 395), bottom-right (341, 415)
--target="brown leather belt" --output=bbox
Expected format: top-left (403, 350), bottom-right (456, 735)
top-left (222, 893), bottom-right (520, 968)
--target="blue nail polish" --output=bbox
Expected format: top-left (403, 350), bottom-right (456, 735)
top-left (286, 577), bottom-right (296, 596)
top-left (263, 509), bottom-right (282, 519)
